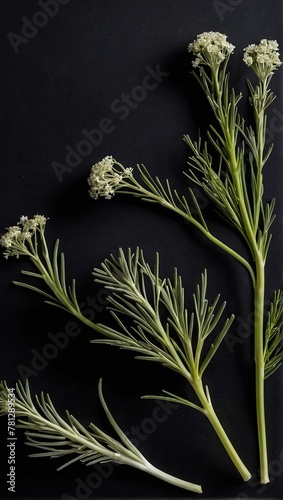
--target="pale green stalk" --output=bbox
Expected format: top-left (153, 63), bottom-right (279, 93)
top-left (207, 66), bottom-right (269, 483)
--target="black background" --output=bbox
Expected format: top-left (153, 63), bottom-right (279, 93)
top-left (0, 1), bottom-right (282, 499)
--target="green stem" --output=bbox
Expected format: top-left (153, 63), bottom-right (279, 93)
top-left (227, 156), bottom-right (269, 485)
top-left (192, 378), bottom-right (251, 482)
top-left (129, 460), bottom-right (202, 493)
top-left (210, 68), bottom-right (269, 484)
top-left (226, 123), bottom-right (269, 486)
top-left (163, 198), bottom-right (255, 280)
top-left (254, 254), bottom-right (269, 484)
top-left (123, 181), bottom-right (255, 283)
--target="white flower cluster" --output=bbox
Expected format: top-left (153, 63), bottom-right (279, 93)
top-left (88, 156), bottom-right (133, 200)
top-left (188, 31), bottom-right (235, 68)
top-left (0, 214), bottom-right (47, 258)
top-left (243, 39), bottom-right (282, 80)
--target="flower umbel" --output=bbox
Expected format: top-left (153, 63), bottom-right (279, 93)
top-left (0, 215), bottom-right (47, 259)
top-left (188, 31), bottom-right (235, 68)
top-left (87, 156), bottom-right (133, 200)
top-left (243, 39), bottom-right (282, 80)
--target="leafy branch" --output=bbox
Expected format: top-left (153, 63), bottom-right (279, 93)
top-left (0, 379), bottom-right (202, 493)
top-left (0, 215), bottom-right (105, 336)
top-left (92, 247), bottom-right (251, 480)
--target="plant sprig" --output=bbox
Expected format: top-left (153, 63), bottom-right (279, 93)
top-left (92, 247), bottom-right (251, 481)
top-left (0, 379), bottom-right (202, 493)
top-left (0, 215), bottom-right (106, 335)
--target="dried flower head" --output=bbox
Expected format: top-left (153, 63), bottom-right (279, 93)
top-left (243, 39), bottom-right (282, 80)
top-left (188, 31), bottom-right (235, 68)
top-left (87, 156), bottom-right (133, 200)
top-left (0, 214), bottom-right (47, 259)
